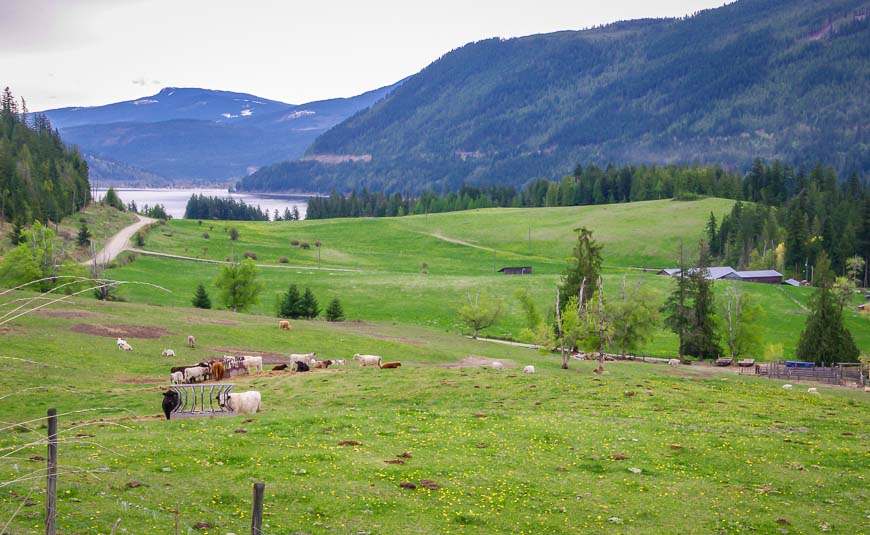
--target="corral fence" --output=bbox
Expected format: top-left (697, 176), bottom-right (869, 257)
top-left (748, 361), bottom-right (867, 386)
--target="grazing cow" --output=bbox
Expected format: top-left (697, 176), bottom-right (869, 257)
top-left (223, 391), bottom-right (261, 414)
top-left (187, 335), bottom-right (196, 348)
top-left (667, 359), bottom-right (680, 367)
top-left (161, 349), bottom-right (176, 358)
top-left (292, 361), bottom-right (310, 372)
top-left (807, 387), bottom-right (819, 394)
top-left (170, 371), bottom-right (184, 384)
top-left (353, 353), bottom-right (382, 367)
top-left (332, 359), bottom-right (346, 366)
top-left (313, 359), bottom-right (333, 369)
top-left (523, 365), bottom-right (536, 374)
top-left (162, 390), bottom-right (181, 420)
top-left (210, 360), bottom-right (226, 381)
top-left (380, 361), bottom-right (401, 369)
top-left (491, 361), bottom-right (504, 370)
top-left (279, 320), bottom-right (291, 330)
top-left (782, 384), bottom-right (793, 390)
top-left (272, 363), bottom-right (289, 371)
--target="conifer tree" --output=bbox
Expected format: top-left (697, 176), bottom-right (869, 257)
top-left (278, 284), bottom-right (303, 319)
top-left (301, 287), bottom-right (320, 319)
top-left (559, 227), bottom-right (602, 311)
top-left (76, 222), bottom-right (91, 247)
top-left (796, 284), bottom-right (859, 365)
top-left (192, 282), bottom-right (212, 309)
top-left (325, 297), bottom-right (345, 322)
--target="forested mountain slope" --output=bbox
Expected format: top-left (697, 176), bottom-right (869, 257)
top-left (240, 0), bottom-right (870, 193)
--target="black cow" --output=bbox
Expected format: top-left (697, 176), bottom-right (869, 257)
top-left (293, 361), bottom-right (310, 372)
top-left (162, 390), bottom-right (181, 420)
top-left (272, 363), bottom-right (289, 371)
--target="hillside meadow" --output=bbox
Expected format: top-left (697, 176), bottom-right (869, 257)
top-left (0, 296), bottom-right (867, 534)
top-left (107, 198), bottom-right (870, 357)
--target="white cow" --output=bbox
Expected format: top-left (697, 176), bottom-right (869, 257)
top-left (242, 356), bottom-right (263, 372)
top-left (288, 353), bottom-right (316, 365)
top-left (668, 359), bottom-right (680, 367)
top-left (225, 391), bottom-right (261, 414)
top-left (170, 371), bottom-right (184, 384)
top-left (782, 384), bottom-right (793, 390)
top-left (161, 349), bottom-right (176, 357)
top-left (523, 365), bottom-right (536, 374)
top-left (491, 361), bottom-right (505, 370)
top-left (184, 365), bottom-right (209, 383)
top-left (119, 342), bottom-right (133, 351)
top-left (353, 354), bottom-right (382, 367)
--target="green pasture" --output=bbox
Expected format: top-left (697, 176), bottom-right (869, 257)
top-left (139, 198), bottom-right (737, 273)
top-left (0, 297), bottom-right (867, 534)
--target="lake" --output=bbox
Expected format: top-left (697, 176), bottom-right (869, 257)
top-left (94, 188), bottom-right (310, 220)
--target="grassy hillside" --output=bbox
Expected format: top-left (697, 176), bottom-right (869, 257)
top-left (240, 0), bottom-right (870, 193)
top-left (0, 296), bottom-right (867, 533)
top-left (106, 198), bottom-right (870, 357)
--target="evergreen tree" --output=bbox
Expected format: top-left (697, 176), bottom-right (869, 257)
top-left (661, 244), bottom-right (692, 360)
top-left (795, 284), bottom-right (859, 365)
top-left (301, 287), bottom-right (320, 319)
top-left (191, 282), bottom-right (212, 309)
top-left (705, 212), bottom-right (719, 256)
top-left (559, 227), bottom-right (603, 311)
top-left (325, 297), bottom-right (345, 322)
top-left (102, 187), bottom-right (125, 211)
top-left (7, 219), bottom-right (23, 246)
top-left (277, 284), bottom-right (303, 319)
top-left (683, 244), bottom-right (721, 359)
top-left (76, 222), bottom-right (91, 247)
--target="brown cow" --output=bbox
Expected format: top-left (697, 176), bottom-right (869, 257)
top-left (380, 361), bottom-right (402, 369)
top-left (279, 320), bottom-right (291, 330)
top-left (210, 360), bottom-right (225, 381)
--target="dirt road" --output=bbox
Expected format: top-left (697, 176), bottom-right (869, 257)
top-left (83, 214), bottom-right (155, 266)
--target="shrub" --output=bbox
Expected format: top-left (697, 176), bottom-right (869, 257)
top-left (314, 241), bottom-right (322, 248)
top-left (202, 232), bottom-right (210, 239)
top-left (133, 230), bottom-right (146, 247)
top-left (78, 217), bottom-right (88, 223)
top-left (198, 220), bottom-right (203, 226)
top-left (229, 227), bottom-right (239, 241)
top-left (278, 257), bottom-right (289, 263)
top-left (243, 251), bottom-right (257, 260)
top-left (290, 240), bottom-right (300, 246)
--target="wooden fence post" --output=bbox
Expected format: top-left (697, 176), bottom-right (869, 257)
top-left (45, 408), bottom-right (57, 535)
top-left (251, 482), bottom-right (265, 535)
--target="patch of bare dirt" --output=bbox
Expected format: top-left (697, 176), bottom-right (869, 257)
top-left (0, 327), bottom-right (16, 335)
top-left (355, 332), bottom-right (428, 346)
top-left (70, 323), bottom-right (171, 339)
top-left (37, 309), bottom-right (102, 319)
top-left (417, 355), bottom-right (512, 368)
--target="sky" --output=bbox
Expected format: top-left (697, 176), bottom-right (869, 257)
top-left (2, 0), bottom-right (730, 111)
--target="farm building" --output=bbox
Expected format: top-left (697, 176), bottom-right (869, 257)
top-left (498, 266), bottom-right (532, 275)
top-left (726, 270), bottom-right (783, 284)
top-left (782, 278), bottom-right (803, 287)
top-left (660, 266), bottom-right (783, 284)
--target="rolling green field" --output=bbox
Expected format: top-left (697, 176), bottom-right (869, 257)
top-left (0, 296), bottom-right (867, 534)
top-left (107, 198), bottom-right (870, 358)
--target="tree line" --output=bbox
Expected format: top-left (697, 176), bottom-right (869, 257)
top-left (305, 163), bottom-right (745, 219)
top-left (184, 194), bottom-right (269, 221)
top-left (0, 87), bottom-right (91, 226)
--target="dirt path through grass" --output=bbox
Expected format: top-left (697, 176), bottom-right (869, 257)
top-left (84, 214), bottom-right (155, 266)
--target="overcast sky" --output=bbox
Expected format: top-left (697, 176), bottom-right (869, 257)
top-left (3, 0), bottom-right (729, 111)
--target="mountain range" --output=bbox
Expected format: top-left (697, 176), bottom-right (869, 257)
top-left (40, 84), bottom-right (400, 184)
top-left (238, 0), bottom-right (870, 194)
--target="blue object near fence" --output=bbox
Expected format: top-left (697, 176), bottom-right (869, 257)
top-left (785, 361), bottom-right (815, 368)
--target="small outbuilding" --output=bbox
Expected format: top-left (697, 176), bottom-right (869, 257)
top-left (498, 266), bottom-right (532, 275)
top-left (782, 278), bottom-right (802, 287)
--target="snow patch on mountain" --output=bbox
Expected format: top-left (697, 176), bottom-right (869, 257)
top-left (133, 99), bottom-right (159, 105)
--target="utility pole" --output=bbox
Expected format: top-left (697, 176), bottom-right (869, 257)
top-left (45, 408), bottom-right (58, 535)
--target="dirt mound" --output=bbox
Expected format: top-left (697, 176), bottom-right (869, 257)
top-left (418, 355), bottom-right (511, 368)
top-left (115, 376), bottom-right (164, 384)
top-left (71, 323), bottom-right (171, 339)
top-left (37, 309), bottom-right (101, 319)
